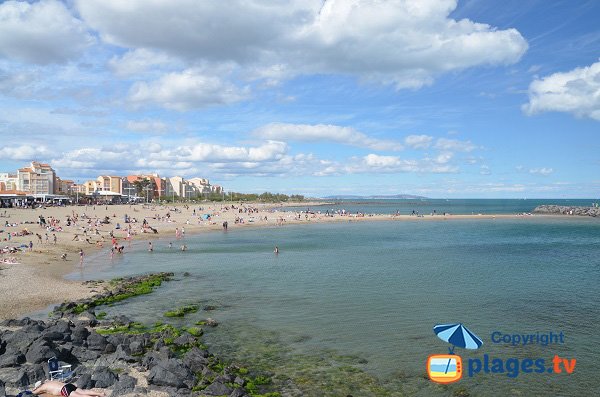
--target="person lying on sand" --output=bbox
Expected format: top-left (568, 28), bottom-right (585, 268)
top-left (32, 380), bottom-right (105, 396)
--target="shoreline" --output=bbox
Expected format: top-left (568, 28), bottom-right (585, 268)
top-left (0, 202), bottom-right (595, 320)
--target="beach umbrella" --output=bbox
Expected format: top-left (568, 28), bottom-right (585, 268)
top-left (433, 323), bottom-right (483, 353)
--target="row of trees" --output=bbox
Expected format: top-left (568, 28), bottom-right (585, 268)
top-left (129, 178), bottom-right (305, 203)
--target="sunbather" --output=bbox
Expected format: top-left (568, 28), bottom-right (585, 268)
top-left (32, 380), bottom-right (105, 396)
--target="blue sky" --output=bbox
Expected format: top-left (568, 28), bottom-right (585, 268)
top-left (0, 0), bottom-right (598, 198)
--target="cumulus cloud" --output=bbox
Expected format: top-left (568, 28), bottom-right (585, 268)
top-left (404, 134), bottom-right (433, 149)
top-left (128, 68), bottom-right (249, 110)
top-left (51, 140), bottom-right (290, 177)
top-left (254, 123), bottom-right (403, 151)
top-left (108, 48), bottom-right (180, 77)
top-left (315, 153), bottom-right (459, 176)
top-left (0, 0), bottom-right (94, 64)
top-left (523, 60), bottom-right (600, 120)
top-left (0, 145), bottom-right (49, 161)
top-left (529, 167), bottom-right (554, 175)
top-left (76, 0), bottom-right (527, 89)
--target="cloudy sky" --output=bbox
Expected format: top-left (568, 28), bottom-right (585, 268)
top-left (0, 0), bottom-right (598, 198)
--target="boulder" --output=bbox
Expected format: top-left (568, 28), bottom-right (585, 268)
top-left (110, 374), bottom-right (137, 395)
top-left (183, 347), bottom-right (209, 372)
top-left (91, 366), bottom-right (118, 388)
top-left (203, 381), bottom-right (233, 396)
top-left (148, 358), bottom-right (194, 388)
top-left (25, 339), bottom-right (59, 364)
top-left (229, 389), bottom-right (248, 397)
top-left (86, 331), bottom-right (107, 351)
top-left (0, 352), bottom-right (25, 368)
top-left (76, 373), bottom-right (94, 389)
top-left (0, 379), bottom-right (5, 397)
top-left (71, 325), bottom-right (89, 346)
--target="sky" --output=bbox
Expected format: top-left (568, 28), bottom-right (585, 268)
top-left (0, 0), bottom-right (598, 198)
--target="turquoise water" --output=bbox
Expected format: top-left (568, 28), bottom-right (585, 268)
top-left (69, 216), bottom-right (600, 396)
top-left (285, 198), bottom-right (597, 215)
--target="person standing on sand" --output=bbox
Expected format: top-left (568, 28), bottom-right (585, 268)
top-left (29, 240), bottom-right (33, 252)
top-left (79, 249), bottom-right (84, 265)
top-left (53, 233), bottom-right (57, 244)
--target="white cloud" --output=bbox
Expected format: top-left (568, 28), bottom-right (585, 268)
top-left (76, 0), bottom-right (527, 89)
top-left (523, 60), bottom-right (600, 120)
top-left (315, 153), bottom-right (459, 176)
top-left (480, 165), bottom-right (491, 175)
top-left (434, 138), bottom-right (477, 152)
top-left (529, 167), bottom-right (554, 175)
top-left (0, 0), bottom-right (94, 64)
top-left (254, 123), bottom-right (403, 151)
top-left (404, 134), bottom-right (433, 149)
top-left (125, 119), bottom-right (169, 134)
top-left (108, 48), bottom-right (180, 77)
top-left (128, 68), bottom-right (249, 110)
top-left (0, 145), bottom-right (49, 161)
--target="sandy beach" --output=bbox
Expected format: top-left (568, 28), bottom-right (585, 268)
top-left (0, 202), bottom-right (531, 320)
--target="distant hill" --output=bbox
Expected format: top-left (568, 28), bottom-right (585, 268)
top-left (320, 194), bottom-right (428, 200)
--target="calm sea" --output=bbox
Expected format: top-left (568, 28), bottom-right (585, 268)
top-left (65, 204), bottom-right (600, 396)
top-left (284, 198), bottom-right (597, 215)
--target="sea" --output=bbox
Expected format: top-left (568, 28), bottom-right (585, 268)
top-left (62, 200), bottom-right (599, 396)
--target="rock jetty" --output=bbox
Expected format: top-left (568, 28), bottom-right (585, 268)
top-left (533, 205), bottom-right (600, 217)
top-left (0, 273), bottom-right (279, 397)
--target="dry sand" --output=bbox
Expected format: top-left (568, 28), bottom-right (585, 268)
top-left (0, 202), bottom-right (530, 320)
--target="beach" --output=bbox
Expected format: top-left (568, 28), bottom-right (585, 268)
top-left (0, 201), bottom-right (533, 321)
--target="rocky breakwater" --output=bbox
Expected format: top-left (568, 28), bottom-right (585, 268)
top-left (0, 273), bottom-right (279, 397)
top-left (533, 205), bottom-right (600, 217)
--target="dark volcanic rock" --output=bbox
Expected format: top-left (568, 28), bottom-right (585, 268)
top-left (25, 339), bottom-right (59, 364)
top-left (183, 347), bottom-right (209, 372)
top-left (148, 358), bottom-right (194, 388)
top-left (111, 374), bottom-right (137, 395)
top-left (91, 366), bottom-right (118, 388)
top-left (203, 381), bottom-right (233, 396)
top-left (76, 373), bottom-right (94, 389)
top-left (86, 331), bottom-right (107, 351)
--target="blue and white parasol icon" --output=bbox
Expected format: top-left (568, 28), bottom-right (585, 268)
top-left (433, 323), bottom-right (483, 354)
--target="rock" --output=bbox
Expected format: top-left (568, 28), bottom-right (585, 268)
top-left (76, 373), bottom-right (94, 389)
top-left (0, 352), bottom-right (25, 368)
top-left (205, 318), bottom-right (219, 327)
top-left (173, 333), bottom-right (195, 347)
top-left (234, 376), bottom-right (245, 386)
top-left (73, 311), bottom-right (98, 327)
top-left (203, 381), bottom-right (233, 396)
top-left (0, 379), bottom-right (5, 397)
top-left (86, 331), bottom-right (107, 351)
top-left (230, 388), bottom-right (248, 397)
top-left (148, 358), bottom-right (194, 389)
top-left (25, 339), bottom-right (59, 364)
top-left (111, 374), bottom-right (137, 395)
top-left (91, 366), bottom-right (118, 388)
top-left (71, 325), bottom-right (89, 345)
top-left (71, 346), bottom-right (100, 362)
top-left (129, 340), bottom-right (144, 355)
top-left (183, 347), bottom-right (209, 372)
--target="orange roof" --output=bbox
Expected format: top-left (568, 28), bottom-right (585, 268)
top-left (0, 189), bottom-right (27, 196)
top-left (18, 168), bottom-right (32, 172)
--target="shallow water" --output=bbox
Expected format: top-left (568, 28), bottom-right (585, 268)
top-left (68, 216), bottom-right (600, 396)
